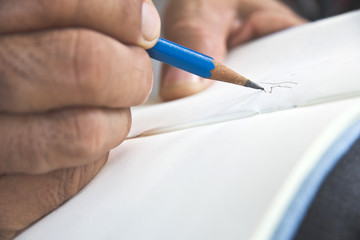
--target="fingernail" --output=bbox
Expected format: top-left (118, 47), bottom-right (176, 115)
top-left (140, 1), bottom-right (161, 48)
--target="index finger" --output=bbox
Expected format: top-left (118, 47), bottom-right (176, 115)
top-left (0, 0), bottom-right (161, 49)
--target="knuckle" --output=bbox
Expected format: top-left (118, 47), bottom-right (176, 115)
top-left (0, 41), bottom-right (27, 111)
top-left (53, 29), bottom-right (115, 102)
top-left (53, 156), bottom-right (108, 204)
top-left (68, 30), bottom-right (107, 96)
top-left (51, 168), bottom-right (84, 204)
top-left (60, 109), bottom-right (105, 159)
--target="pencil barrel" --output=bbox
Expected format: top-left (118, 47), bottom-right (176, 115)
top-left (147, 38), bottom-right (215, 78)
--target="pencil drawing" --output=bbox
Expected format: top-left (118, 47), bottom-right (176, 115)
top-left (260, 81), bottom-right (298, 93)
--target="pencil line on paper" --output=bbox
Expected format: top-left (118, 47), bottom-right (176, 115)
top-left (260, 81), bottom-right (298, 93)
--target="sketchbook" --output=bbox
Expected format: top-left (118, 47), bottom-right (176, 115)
top-left (17, 10), bottom-right (360, 240)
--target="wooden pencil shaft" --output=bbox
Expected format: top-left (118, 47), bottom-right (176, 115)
top-left (210, 60), bottom-right (249, 86)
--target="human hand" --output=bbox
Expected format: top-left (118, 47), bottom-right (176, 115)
top-left (0, 0), bottom-right (160, 239)
top-left (160, 0), bottom-right (306, 100)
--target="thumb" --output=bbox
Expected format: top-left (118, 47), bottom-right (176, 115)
top-left (160, 1), bottom-right (235, 101)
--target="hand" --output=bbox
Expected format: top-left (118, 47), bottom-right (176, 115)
top-left (160, 0), bottom-right (306, 100)
top-left (0, 0), bottom-right (160, 238)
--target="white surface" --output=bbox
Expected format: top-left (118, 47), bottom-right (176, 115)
top-left (17, 97), bottom-right (360, 240)
top-left (130, 11), bottom-right (360, 137)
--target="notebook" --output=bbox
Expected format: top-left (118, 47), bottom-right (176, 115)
top-left (17, 10), bottom-right (360, 240)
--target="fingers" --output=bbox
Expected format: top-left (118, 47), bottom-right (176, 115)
top-left (0, 154), bottom-right (108, 239)
top-left (0, 107), bottom-right (130, 174)
top-left (160, 0), bottom-right (235, 100)
top-left (0, 0), bottom-right (161, 49)
top-left (0, 29), bottom-right (154, 113)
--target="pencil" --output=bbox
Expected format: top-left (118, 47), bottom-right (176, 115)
top-left (146, 38), bottom-right (264, 91)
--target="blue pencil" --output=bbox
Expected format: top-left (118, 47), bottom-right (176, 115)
top-left (147, 37), bottom-right (264, 90)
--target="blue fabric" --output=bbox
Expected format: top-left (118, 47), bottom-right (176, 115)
top-left (147, 38), bottom-right (215, 78)
top-left (294, 133), bottom-right (360, 239)
top-left (271, 119), bottom-right (360, 240)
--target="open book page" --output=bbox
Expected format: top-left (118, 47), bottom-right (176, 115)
top-left (17, 97), bottom-right (360, 240)
top-left (129, 10), bottom-right (360, 138)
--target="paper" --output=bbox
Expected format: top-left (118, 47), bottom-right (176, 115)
top-left (129, 11), bottom-right (360, 137)
top-left (16, 97), bottom-right (360, 240)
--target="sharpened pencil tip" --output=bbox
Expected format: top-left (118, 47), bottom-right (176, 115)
top-left (245, 80), bottom-right (265, 91)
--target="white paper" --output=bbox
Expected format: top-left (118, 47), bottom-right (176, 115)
top-left (17, 97), bottom-right (360, 240)
top-left (129, 11), bottom-right (360, 137)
